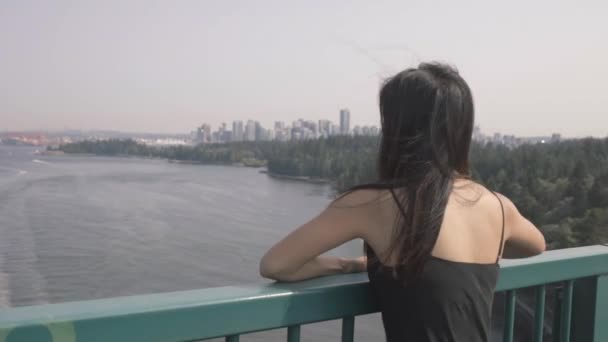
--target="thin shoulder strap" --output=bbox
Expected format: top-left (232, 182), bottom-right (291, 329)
top-left (389, 188), bottom-right (407, 218)
top-left (491, 191), bottom-right (506, 263)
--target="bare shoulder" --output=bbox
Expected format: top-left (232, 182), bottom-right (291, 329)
top-left (453, 180), bottom-right (506, 205)
top-left (489, 191), bottom-right (520, 218)
top-left (463, 185), bottom-right (523, 234)
top-left (450, 180), bottom-right (512, 221)
top-left (330, 188), bottom-right (392, 208)
top-left (328, 188), bottom-right (395, 239)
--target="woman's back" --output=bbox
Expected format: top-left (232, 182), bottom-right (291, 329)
top-left (361, 181), bottom-right (506, 265)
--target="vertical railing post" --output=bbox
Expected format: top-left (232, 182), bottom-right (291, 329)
top-left (341, 316), bottom-right (355, 342)
top-left (571, 275), bottom-right (608, 342)
top-left (287, 325), bottom-right (301, 342)
top-left (553, 286), bottom-right (563, 342)
top-left (559, 281), bottom-right (574, 342)
top-left (534, 286), bottom-right (546, 342)
top-left (503, 290), bottom-right (517, 342)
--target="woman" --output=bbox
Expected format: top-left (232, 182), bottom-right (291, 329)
top-left (260, 62), bottom-right (545, 341)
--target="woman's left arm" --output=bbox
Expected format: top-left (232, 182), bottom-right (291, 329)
top-left (259, 191), bottom-right (373, 282)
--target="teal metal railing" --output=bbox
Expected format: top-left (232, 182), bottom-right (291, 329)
top-left (0, 245), bottom-right (607, 342)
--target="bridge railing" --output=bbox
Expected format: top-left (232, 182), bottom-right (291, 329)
top-left (1, 245), bottom-right (607, 342)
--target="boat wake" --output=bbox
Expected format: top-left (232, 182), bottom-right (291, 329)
top-left (32, 159), bottom-right (51, 165)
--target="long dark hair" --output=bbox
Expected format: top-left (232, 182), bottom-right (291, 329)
top-left (354, 62), bottom-right (475, 275)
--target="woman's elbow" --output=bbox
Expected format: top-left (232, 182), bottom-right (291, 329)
top-left (530, 228), bottom-right (547, 255)
top-left (535, 236), bottom-right (547, 255)
top-left (259, 256), bottom-right (290, 281)
top-left (259, 262), bottom-right (279, 280)
top-left (503, 234), bottom-right (546, 259)
top-left (523, 235), bottom-right (547, 257)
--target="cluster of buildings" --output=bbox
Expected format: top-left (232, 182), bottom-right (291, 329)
top-left (2, 120), bottom-right (568, 149)
top-left (0, 131), bottom-right (190, 148)
top-left (472, 126), bottom-right (562, 147)
top-left (192, 109), bottom-right (380, 144)
top-left (0, 132), bottom-right (65, 146)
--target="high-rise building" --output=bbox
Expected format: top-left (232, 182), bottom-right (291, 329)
top-left (274, 121), bottom-right (287, 141)
top-left (472, 125), bottom-right (482, 141)
top-left (195, 127), bottom-right (204, 144)
top-left (493, 133), bottom-right (503, 143)
top-left (297, 120), bottom-right (316, 138)
top-left (223, 131), bottom-right (233, 142)
top-left (232, 121), bottom-right (244, 141)
top-left (245, 120), bottom-right (256, 141)
top-left (331, 124), bottom-right (340, 136)
top-left (340, 109), bottom-right (350, 135)
top-left (195, 124), bottom-right (212, 144)
top-left (551, 133), bottom-right (562, 143)
top-left (318, 120), bottom-right (331, 137)
top-left (255, 121), bottom-right (264, 141)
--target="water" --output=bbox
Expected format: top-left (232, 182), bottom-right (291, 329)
top-left (0, 145), bottom-right (382, 341)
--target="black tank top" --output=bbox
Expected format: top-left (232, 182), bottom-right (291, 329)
top-left (366, 193), bottom-right (505, 342)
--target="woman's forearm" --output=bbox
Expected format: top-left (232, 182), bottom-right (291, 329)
top-left (501, 242), bottom-right (543, 259)
top-left (264, 256), bottom-right (365, 282)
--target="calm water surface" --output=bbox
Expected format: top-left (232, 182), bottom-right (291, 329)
top-left (0, 145), bottom-right (383, 341)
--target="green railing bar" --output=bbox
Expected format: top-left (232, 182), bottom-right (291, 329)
top-left (0, 246), bottom-right (607, 342)
top-left (225, 335), bottom-right (239, 342)
top-left (497, 245), bottom-right (608, 291)
top-left (534, 285), bottom-right (546, 342)
top-left (341, 316), bottom-right (355, 342)
top-left (0, 273), bottom-right (377, 342)
top-left (503, 290), bottom-right (516, 342)
top-left (559, 280), bottom-right (574, 342)
top-left (287, 325), bottom-right (300, 342)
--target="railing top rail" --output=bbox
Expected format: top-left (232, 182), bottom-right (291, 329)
top-left (497, 244), bottom-right (608, 290)
top-left (1, 245), bottom-right (607, 342)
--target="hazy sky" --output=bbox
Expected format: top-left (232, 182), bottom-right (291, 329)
top-left (1, 1), bottom-right (607, 136)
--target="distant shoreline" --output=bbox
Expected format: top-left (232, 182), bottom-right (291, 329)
top-left (41, 151), bottom-right (328, 184)
top-left (260, 170), bottom-right (330, 184)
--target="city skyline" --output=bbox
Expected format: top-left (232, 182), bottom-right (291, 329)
top-left (1, 1), bottom-right (607, 137)
top-left (193, 109), bottom-right (378, 144)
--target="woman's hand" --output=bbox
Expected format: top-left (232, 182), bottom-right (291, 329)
top-left (340, 256), bottom-right (367, 273)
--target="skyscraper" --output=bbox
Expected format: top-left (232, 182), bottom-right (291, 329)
top-left (340, 109), bottom-right (350, 135)
top-left (318, 119), bottom-right (331, 137)
top-left (331, 123), bottom-right (340, 136)
top-left (255, 121), bottom-right (264, 141)
top-left (232, 121), bottom-right (244, 141)
top-left (245, 120), bottom-right (256, 141)
top-left (195, 124), bottom-right (212, 144)
top-left (274, 121), bottom-right (286, 141)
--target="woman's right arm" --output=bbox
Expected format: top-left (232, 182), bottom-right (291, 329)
top-left (499, 194), bottom-right (546, 258)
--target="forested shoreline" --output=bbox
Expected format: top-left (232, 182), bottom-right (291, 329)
top-left (54, 136), bottom-right (608, 249)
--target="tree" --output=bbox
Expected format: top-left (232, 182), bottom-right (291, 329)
top-left (566, 161), bottom-right (589, 217)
